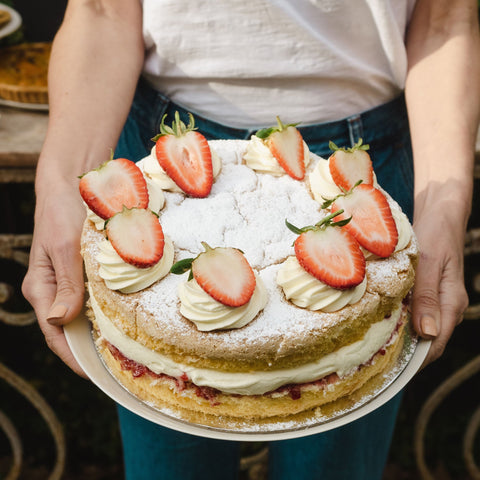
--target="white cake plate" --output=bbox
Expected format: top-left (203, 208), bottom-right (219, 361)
top-left (65, 311), bottom-right (430, 441)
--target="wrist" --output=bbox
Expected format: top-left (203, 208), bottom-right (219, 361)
top-left (414, 179), bottom-right (473, 233)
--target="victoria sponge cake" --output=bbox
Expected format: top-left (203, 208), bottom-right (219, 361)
top-left (79, 114), bottom-right (418, 430)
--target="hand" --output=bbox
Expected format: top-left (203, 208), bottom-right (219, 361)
top-left (22, 182), bottom-right (87, 378)
top-left (411, 186), bottom-right (470, 366)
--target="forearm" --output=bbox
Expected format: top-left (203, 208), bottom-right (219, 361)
top-left (36, 0), bottom-right (144, 193)
top-left (405, 0), bottom-right (480, 227)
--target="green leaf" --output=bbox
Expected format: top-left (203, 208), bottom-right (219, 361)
top-left (329, 140), bottom-right (340, 152)
top-left (285, 219), bottom-right (304, 235)
top-left (170, 258), bottom-right (194, 275)
top-left (328, 138), bottom-right (370, 153)
top-left (255, 127), bottom-right (275, 139)
top-left (320, 196), bottom-right (335, 209)
top-left (332, 216), bottom-right (352, 227)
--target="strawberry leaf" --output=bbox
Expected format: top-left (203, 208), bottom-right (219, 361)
top-left (329, 138), bottom-right (370, 153)
top-left (152, 111), bottom-right (198, 141)
top-left (285, 219), bottom-right (304, 235)
top-left (255, 116), bottom-right (301, 139)
top-left (255, 127), bottom-right (276, 139)
top-left (170, 258), bottom-right (194, 275)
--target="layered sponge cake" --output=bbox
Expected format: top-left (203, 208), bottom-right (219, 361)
top-left (80, 114), bottom-right (418, 430)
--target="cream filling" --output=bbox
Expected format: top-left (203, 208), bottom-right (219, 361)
top-left (276, 256), bottom-right (367, 312)
top-left (97, 236), bottom-right (174, 293)
top-left (85, 175), bottom-right (165, 230)
top-left (141, 145), bottom-right (222, 193)
top-left (89, 284), bottom-right (402, 396)
top-left (243, 135), bottom-right (311, 176)
top-left (178, 273), bottom-right (268, 331)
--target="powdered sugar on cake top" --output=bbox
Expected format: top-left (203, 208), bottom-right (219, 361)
top-left (157, 140), bottom-right (322, 267)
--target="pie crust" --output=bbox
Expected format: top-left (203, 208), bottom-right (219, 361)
top-left (0, 42), bottom-right (51, 104)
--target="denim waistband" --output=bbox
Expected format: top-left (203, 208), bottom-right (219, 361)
top-left (133, 76), bottom-right (409, 158)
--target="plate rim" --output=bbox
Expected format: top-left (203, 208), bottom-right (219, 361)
top-left (0, 4), bottom-right (22, 40)
top-left (64, 311), bottom-right (430, 441)
top-left (0, 97), bottom-right (49, 111)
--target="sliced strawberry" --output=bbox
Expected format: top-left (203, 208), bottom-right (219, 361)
top-left (257, 117), bottom-right (305, 180)
top-left (154, 112), bottom-right (213, 197)
top-left (331, 184), bottom-right (398, 257)
top-left (290, 216), bottom-right (366, 290)
top-left (106, 207), bottom-right (165, 268)
top-left (171, 243), bottom-right (256, 307)
top-left (192, 245), bottom-right (256, 307)
top-left (79, 157), bottom-right (149, 220)
top-left (328, 139), bottom-right (373, 190)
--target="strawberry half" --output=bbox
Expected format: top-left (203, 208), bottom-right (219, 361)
top-left (287, 213), bottom-right (366, 289)
top-left (328, 139), bottom-right (373, 191)
top-left (256, 116), bottom-right (305, 180)
top-left (171, 243), bottom-right (256, 307)
top-left (79, 157), bottom-right (149, 220)
top-left (153, 112), bottom-right (213, 198)
top-left (106, 207), bottom-right (165, 268)
top-left (330, 184), bottom-right (398, 258)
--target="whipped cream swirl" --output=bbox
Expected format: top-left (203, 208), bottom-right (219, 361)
top-left (97, 236), bottom-right (174, 293)
top-left (85, 175), bottom-right (165, 230)
top-left (178, 273), bottom-right (268, 331)
top-left (276, 256), bottom-right (367, 312)
top-left (243, 135), bottom-right (311, 175)
top-left (141, 145), bottom-right (222, 193)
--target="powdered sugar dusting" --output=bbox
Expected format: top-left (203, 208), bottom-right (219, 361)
top-left (159, 140), bottom-right (321, 267)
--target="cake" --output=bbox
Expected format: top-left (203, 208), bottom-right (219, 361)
top-left (80, 114), bottom-right (418, 430)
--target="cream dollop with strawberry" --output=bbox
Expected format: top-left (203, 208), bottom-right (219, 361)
top-left (144, 112), bottom-right (221, 197)
top-left (177, 273), bottom-right (268, 331)
top-left (277, 213), bottom-right (367, 310)
top-left (86, 176), bottom-right (165, 230)
top-left (277, 256), bottom-right (367, 312)
top-left (79, 156), bottom-right (165, 230)
top-left (172, 244), bottom-right (267, 331)
top-left (308, 140), bottom-right (412, 256)
top-left (141, 146), bottom-right (222, 194)
top-left (97, 236), bottom-right (174, 294)
top-left (98, 207), bottom-right (173, 293)
top-left (244, 117), bottom-right (311, 179)
top-left (244, 134), bottom-right (311, 177)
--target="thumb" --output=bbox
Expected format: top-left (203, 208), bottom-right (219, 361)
top-left (46, 251), bottom-right (85, 326)
top-left (411, 263), bottom-right (441, 340)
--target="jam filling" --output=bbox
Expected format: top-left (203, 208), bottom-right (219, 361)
top-left (104, 310), bottom-right (405, 405)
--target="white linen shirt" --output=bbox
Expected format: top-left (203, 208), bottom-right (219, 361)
top-left (141, 0), bottom-right (416, 127)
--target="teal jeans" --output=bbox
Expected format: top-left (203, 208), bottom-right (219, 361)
top-left (114, 77), bottom-right (413, 480)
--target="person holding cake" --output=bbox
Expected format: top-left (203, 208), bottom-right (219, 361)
top-left (22, 0), bottom-right (479, 479)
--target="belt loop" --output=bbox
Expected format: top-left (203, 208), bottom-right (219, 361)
top-left (347, 114), bottom-right (364, 147)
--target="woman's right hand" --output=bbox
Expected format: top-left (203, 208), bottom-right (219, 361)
top-left (22, 181), bottom-right (87, 378)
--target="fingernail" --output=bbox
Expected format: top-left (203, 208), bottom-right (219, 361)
top-left (47, 304), bottom-right (68, 325)
top-left (421, 314), bottom-right (438, 337)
